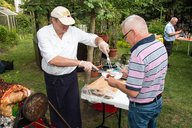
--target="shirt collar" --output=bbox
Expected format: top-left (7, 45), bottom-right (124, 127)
top-left (50, 24), bottom-right (70, 37)
top-left (130, 34), bottom-right (155, 53)
top-left (168, 22), bottom-right (173, 26)
top-left (50, 24), bottom-right (58, 37)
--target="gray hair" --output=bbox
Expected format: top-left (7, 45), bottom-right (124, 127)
top-left (170, 17), bottom-right (178, 22)
top-left (51, 17), bottom-right (58, 23)
top-left (121, 15), bottom-right (148, 35)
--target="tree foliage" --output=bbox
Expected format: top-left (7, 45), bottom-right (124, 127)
top-left (162, 0), bottom-right (192, 23)
top-left (0, 0), bottom-right (15, 11)
top-left (20, 0), bottom-right (159, 84)
top-left (148, 18), bottom-right (166, 37)
top-left (16, 13), bottom-right (32, 34)
top-left (20, 0), bottom-right (192, 84)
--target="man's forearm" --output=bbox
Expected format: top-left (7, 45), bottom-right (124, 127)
top-left (49, 56), bottom-right (81, 67)
top-left (168, 31), bottom-right (181, 36)
top-left (95, 37), bottom-right (104, 46)
top-left (116, 82), bottom-right (139, 98)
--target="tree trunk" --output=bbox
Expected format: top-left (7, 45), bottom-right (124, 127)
top-left (84, 9), bottom-right (96, 85)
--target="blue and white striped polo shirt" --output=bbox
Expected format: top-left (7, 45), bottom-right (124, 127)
top-left (126, 35), bottom-right (168, 103)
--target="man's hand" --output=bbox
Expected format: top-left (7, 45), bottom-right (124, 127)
top-left (98, 41), bottom-right (110, 57)
top-left (177, 30), bottom-right (182, 34)
top-left (79, 61), bottom-right (98, 72)
top-left (119, 70), bottom-right (128, 78)
top-left (105, 77), bottom-right (118, 88)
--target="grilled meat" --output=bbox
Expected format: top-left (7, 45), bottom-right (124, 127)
top-left (0, 78), bottom-right (31, 121)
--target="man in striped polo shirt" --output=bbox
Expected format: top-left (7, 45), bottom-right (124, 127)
top-left (106, 15), bottom-right (168, 128)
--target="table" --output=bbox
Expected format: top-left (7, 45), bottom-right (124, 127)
top-left (81, 77), bottom-right (129, 128)
top-left (175, 37), bottom-right (192, 55)
top-left (156, 37), bottom-right (163, 43)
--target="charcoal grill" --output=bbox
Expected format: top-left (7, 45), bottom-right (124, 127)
top-left (13, 92), bottom-right (52, 128)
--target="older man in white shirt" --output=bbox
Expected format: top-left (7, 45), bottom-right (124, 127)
top-left (37, 6), bottom-right (109, 128)
top-left (164, 17), bottom-right (182, 68)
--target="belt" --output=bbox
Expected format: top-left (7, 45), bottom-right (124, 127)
top-left (130, 93), bottom-right (162, 105)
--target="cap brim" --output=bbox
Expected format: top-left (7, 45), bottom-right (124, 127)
top-left (58, 17), bottom-right (75, 25)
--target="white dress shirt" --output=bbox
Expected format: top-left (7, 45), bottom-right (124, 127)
top-left (37, 24), bottom-right (98, 75)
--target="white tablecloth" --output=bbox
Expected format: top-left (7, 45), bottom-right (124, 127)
top-left (81, 89), bottom-right (129, 110)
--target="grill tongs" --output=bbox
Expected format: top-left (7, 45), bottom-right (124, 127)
top-left (91, 69), bottom-right (115, 76)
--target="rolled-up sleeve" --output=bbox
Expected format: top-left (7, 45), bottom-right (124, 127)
top-left (74, 27), bottom-right (98, 47)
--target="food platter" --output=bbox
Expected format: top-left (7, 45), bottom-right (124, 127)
top-left (102, 71), bottom-right (123, 80)
top-left (82, 77), bottom-right (126, 99)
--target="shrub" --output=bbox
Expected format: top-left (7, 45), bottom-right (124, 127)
top-left (117, 41), bottom-right (130, 48)
top-left (0, 25), bottom-right (19, 50)
top-left (148, 18), bottom-right (166, 37)
top-left (16, 13), bottom-right (32, 34)
top-left (6, 29), bottom-right (19, 45)
top-left (0, 25), bottom-right (8, 42)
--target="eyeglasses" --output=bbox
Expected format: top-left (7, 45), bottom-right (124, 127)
top-left (123, 29), bottom-right (132, 39)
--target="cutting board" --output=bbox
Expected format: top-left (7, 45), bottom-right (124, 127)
top-left (82, 77), bottom-right (126, 99)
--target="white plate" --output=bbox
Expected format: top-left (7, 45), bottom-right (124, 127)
top-left (102, 71), bottom-right (123, 80)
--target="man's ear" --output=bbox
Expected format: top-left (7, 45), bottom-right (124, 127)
top-left (51, 17), bottom-right (56, 24)
top-left (131, 29), bottom-right (136, 38)
top-left (51, 18), bottom-right (54, 23)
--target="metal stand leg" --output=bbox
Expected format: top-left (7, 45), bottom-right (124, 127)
top-left (13, 106), bottom-right (32, 128)
top-left (96, 103), bottom-right (109, 128)
top-left (96, 104), bottom-right (122, 128)
top-left (176, 40), bottom-right (182, 51)
top-left (188, 42), bottom-right (190, 55)
top-left (118, 109), bottom-right (122, 128)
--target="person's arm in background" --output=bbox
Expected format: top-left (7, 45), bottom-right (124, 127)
top-left (168, 29), bottom-right (182, 36)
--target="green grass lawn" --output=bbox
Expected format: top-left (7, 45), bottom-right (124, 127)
top-left (157, 40), bottom-right (192, 128)
top-left (0, 34), bottom-right (192, 127)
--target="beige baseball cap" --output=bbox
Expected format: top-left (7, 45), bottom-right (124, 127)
top-left (51, 6), bottom-right (75, 25)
